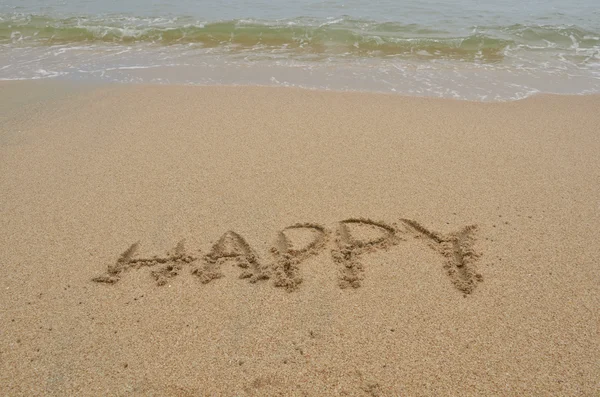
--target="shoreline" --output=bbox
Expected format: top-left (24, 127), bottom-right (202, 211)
top-left (3, 78), bottom-right (600, 104)
top-left (1, 81), bottom-right (599, 395)
top-left (3, 3), bottom-right (599, 102)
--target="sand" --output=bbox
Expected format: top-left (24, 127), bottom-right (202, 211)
top-left (0, 81), bottom-right (599, 396)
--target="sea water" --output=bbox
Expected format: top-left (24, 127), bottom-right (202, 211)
top-left (1, 0), bottom-right (599, 100)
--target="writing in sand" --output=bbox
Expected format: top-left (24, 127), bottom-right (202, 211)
top-left (93, 218), bottom-right (483, 294)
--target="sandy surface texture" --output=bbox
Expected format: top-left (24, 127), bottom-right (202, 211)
top-left (1, 82), bottom-right (599, 396)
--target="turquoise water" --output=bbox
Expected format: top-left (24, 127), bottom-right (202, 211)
top-left (1, 0), bottom-right (599, 100)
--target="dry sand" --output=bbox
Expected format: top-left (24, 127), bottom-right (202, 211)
top-left (1, 81), bottom-right (599, 396)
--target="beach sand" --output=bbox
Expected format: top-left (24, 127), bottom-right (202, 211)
top-left (1, 81), bottom-right (599, 396)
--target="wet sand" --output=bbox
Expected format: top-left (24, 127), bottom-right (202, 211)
top-left (1, 81), bottom-right (599, 396)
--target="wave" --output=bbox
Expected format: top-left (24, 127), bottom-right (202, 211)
top-left (1, 14), bottom-right (598, 63)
